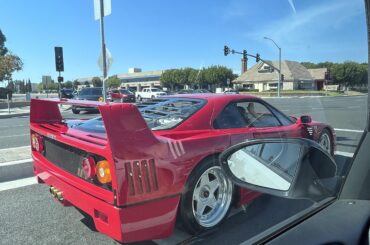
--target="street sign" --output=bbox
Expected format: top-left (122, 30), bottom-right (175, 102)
top-left (94, 0), bottom-right (111, 20)
top-left (97, 48), bottom-right (112, 73)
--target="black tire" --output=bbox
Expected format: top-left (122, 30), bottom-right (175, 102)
top-left (179, 157), bottom-right (234, 235)
top-left (318, 128), bottom-right (333, 156)
top-left (137, 95), bottom-right (142, 102)
top-left (72, 108), bottom-right (80, 114)
top-left (151, 95), bottom-right (155, 99)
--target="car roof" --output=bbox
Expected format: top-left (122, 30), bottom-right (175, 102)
top-left (162, 93), bottom-right (258, 101)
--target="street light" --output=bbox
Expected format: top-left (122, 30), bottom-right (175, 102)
top-left (264, 36), bottom-right (281, 97)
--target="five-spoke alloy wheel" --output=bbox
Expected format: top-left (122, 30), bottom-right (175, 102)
top-left (318, 129), bottom-right (332, 155)
top-left (179, 158), bottom-right (233, 234)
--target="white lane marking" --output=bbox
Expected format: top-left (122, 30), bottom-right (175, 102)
top-left (0, 158), bottom-right (33, 167)
top-left (0, 145), bottom-right (30, 151)
top-left (334, 128), bottom-right (363, 133)
top-left (335, 151), bottom-right (354, 157)
top-left (0, 124), bottom-right (27, 128)
top-left (0, 146), bottom-right (31, 163)
top-left (312, 107), bottom-right (324, 110)
top-left (0, 133), bottom-right (29, 139)
top-left (347, 106), bottom-right (361, 109)
top-left (0, 176), bottom-right (37, 191)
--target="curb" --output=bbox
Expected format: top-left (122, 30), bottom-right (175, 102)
top-left (0, 112), bottom-right (30, 119)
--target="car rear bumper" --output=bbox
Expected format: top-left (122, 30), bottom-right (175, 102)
top-left (33, 155), bottom-right (179, 243)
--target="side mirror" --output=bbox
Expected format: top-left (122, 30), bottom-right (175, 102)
top-left (300, 115), bottom-right (312, 123)
top-left (219, 138), bottom-right (339, 202)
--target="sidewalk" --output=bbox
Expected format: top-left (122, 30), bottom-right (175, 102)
top-left (0, 106), bottom-right (30, 119)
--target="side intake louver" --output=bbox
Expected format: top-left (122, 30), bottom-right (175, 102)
top-left (125, 159), bottom-right (159, 196)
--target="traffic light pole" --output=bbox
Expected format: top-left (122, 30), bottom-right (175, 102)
top-left (231, 50), bottom-right (281, 73)
top-left (278, 47), bottom-right (281, 97)
top-left (99, 0), bottom-right (108, 102)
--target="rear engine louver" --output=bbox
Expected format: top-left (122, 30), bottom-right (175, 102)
top-left (125, 159), bottom-right (159, 196)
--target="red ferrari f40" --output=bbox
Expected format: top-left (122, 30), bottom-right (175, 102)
top-left (30, 94), bottom-right (335, 243)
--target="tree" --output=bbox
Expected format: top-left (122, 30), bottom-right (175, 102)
top-left (6, 80), bottom-right (14, 92)
top-left (331, 61), bottom-right (368, 88)
top-left (203, 65), bottom-right (234, 87)
top-left (160, 69), bottom-right (177, 90)
top-left (0, 29), bottom-right (8, 56)
top-left (27, 79), bottom-right (32, 92)
top-left (92, 76), bottom-right (103, 87)
top-left (0, 54), bottom-right (23, 82)
top-left (64, 81), bottom-right (73, 89)
top-left (73, 80), bottom-right (80, 89)
top-left (106, 75), bottom-right (121, 88)
top-left (0, 29), bottom-right (23, 82)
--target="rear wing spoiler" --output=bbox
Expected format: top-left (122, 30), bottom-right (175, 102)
top-left (30, 98), bottom-right (160, 160)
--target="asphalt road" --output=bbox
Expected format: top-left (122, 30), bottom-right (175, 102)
top-left (0, 95), bottom-right (366, 244)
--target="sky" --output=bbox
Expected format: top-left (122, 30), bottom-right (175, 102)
top-left (0, 0), bottom-right (367, 83)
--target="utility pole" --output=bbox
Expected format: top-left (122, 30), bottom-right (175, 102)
top-left (99, 0), bottom-right (108, 102)
top-left (264, 37), bottom-right (281, 97)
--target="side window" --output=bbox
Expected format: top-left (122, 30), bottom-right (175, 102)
top-left (236, 101), bottom-right (281, 128)
top-left (269, 106), bottom-right (294, 126)
top-left (214, 103), bottom-right (246, 129)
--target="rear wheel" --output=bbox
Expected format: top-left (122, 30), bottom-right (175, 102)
top-left (179, 158), bottom-right (233, 234)
top-left (318, 129), bottom-right (333, 155)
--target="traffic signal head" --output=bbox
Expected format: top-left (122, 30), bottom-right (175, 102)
top-left (54, 47), bottom-right (64, 72)
top-left (242, 50), bottom-right (247, 60)
top-left (256, 53), bottom-right (260, 62)
top-left (224, 45), bottom-right (230, 56)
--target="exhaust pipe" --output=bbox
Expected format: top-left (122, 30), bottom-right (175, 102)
top-left (49, 186), bottom-right (64, 201)
top-left (56, 191), bottom-right (64, 201)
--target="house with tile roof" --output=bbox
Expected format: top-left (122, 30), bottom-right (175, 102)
top-left (233, 60), bottom-right (331, 91)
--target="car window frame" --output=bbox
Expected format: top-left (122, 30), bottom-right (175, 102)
top-left (213, 99), bottom-right (293, 130)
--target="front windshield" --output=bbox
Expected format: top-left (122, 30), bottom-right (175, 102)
top-left (0, 0), bottom-right (368, 244)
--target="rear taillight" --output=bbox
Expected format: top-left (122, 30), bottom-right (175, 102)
top-left (96, 160), bottom-right (112, 184)
top-left (31, 133), bottom-right (44, 153)
top-left (81, 156), bottom-right (96, 179)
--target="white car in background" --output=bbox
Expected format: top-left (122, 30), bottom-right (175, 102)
top-left (136, 88), bottom-right (166, 101)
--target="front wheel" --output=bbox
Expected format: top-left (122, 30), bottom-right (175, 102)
top-left (318, 129), bottom-right (333, 156)
top-left (137, 95), bottom-right (142, 102)
top-left (179, 158), bottom-right (234, 234)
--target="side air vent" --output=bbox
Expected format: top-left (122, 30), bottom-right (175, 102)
top-left (125, 159), bottom-right (159, 196)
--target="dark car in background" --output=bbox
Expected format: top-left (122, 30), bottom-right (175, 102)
top-left (60, 88), bottom-right (74, 99)
top-left (72, 87), bottom-right (103, 114)
top-left (107, 89), bottom-right (135, 103)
